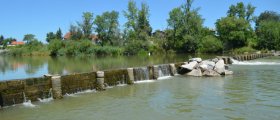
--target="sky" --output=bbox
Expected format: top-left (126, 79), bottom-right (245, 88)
top-left (0, 0), bottom-right (279, 42)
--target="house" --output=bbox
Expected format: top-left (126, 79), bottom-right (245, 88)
top-left (8, 41), bottom-right (25, 46)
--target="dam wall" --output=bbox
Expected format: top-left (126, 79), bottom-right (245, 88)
top-left (0, 53), bottom-right (273, 108)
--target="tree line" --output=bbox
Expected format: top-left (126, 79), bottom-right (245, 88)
top-left (1, 0), bottom-right (280, 56)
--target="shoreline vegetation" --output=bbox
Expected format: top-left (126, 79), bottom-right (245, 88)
top-left (0, 0), bottom-right (279, 57)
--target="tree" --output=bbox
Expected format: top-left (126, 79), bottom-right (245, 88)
top-left (216, 2), bottom-right (256, 50)
top-left (46, 32), bottom-right (56, 43)
top-left (0, 35), bottom-right (4, 45)
top-left (56, 28), bottom-right (63, 40)
top-left (166, 0), bottom-right (204, 52)
top-left (69, 24), bottom-right (83, 40)
top-left (124, 0), bottom-right (138, 32)
top-left (255, 11), bottom-right (280, 50)
top-left (78, 12), bottom-right (94, 39)
top-left (94, 11), bottom-right (120, 46)
top-left (199, 35), bottom-right (223, 53)
top-left (23, 34), bottom-right (36, 44)
top-left (136, 2), bottom-right (152, 41)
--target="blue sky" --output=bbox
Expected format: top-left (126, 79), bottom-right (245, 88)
top-left (0, 0), bottom-right (279, 42)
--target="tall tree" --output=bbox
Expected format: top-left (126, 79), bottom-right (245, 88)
top-left (78, 12), bottom-right (94, 39)
top-left (23, 34), bottom-right (36, 44)
top-left (94, 11), bottom-right (120, 46)
top-left (124, 0), bottom-right (138, 32)
top-left (69, 24), bottom-right (83, 40)
top-left (216, 2), bottom-right (256, 50)
top-left (46, 32), bottom-right (56, 43)
top-left (166, 0), bottom-right (204, 52)
top-left (0, 35), bottom-right (4, 45)
top-left (136, 2), bottom-right (152, 41)
top-left (255, 11), bottom-right (280, 50)
top-left (56, 28), bottom-right (63, 40)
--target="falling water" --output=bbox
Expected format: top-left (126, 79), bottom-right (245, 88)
top-left (133, 67), bottom-right (150, 81)
top-left (157, 64), bottom-right (171, 78)
top-left (22, 92), bottom-right (36, 107)
top-left (38, 88), bottom-right (54, 103)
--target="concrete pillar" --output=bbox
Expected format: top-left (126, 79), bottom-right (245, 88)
top-left (127, 68), bottom-right (134, 84)
top-left (96, 71), bottom-right (105, 91)
top-left (51, 76), bottom-right (63, 99)
top-left (153, 66), bottom-right (159, 80)
top-left (169, 64), bottom-right (177, 76)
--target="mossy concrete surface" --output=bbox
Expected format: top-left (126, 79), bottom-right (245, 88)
top-left (61, 72), bottom-right (96, 95)
top-left (104, 69), bottom-right (129, 86)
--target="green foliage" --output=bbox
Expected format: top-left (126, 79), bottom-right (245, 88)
top-left (216, 2), bottom-right (256, 50)
top-left (48, 39), bottom-right (64, 56)
top-left (78, 12), bottom-right (94, 39)
top-left (69, 24), bottom-right (83, 40)
top-left (231, 46), bottom-right (257, 54)
top-left (166, 0), bottom-right (204, 53)
top-left (0, 35), bottom-right (4, 45)
top-left (255, 11), bottom-right (280, 50)
top-left (7, 40), bottom-right (49, 56)
top-left (56, 28), bottom-right (63, 40)
top-left (199, 35), bottom-right (223, 53)
top-left (94, 11), bottom-right (120, 46)
top-left (256, 21), bottom-right (280, 50)
top-left (23, 34), bottom-right (36, 44)
top-left (46, 32), bottom-right (56, 43)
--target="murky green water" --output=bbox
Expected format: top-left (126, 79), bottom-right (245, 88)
top-left (0, 56), bottom-right (280, 120)
top-left (0, 54), bottom-right (214, 81)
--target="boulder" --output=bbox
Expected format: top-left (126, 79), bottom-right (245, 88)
top-left (186, 68), bottom-right (202, 77)
top-left (212, 58), bottom-right (219, 63)
top-left (181, 61), bottom-right (198, 70)
top-left (189, 58), bottom-right (202, 63)
top-left (199, 64), bottom-right (208, 71)
top-left (202, 69), bottom-right (221, 77)
top-left (214, 59), bottom-right (225, 74)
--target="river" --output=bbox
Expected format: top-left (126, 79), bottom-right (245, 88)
top-left (0, 54), bottom-right (214, 81)
top-left (0, 56), bottom-right (280, 119)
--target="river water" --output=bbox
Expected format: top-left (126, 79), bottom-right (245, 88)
top-left (0, 54), bottom-right (214, 81)
top-left (0, 56), bottom-right (280, 119)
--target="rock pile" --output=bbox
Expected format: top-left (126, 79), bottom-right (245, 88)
top-left (178, 58), bottom-right (233, 77)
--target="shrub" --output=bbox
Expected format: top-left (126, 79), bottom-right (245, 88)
top-left (199, 35), bottom-right (223, 53)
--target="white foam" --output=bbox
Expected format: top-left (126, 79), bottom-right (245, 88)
top-left (231, 59), bottom-right (280, 65)
top-left (134, 80), bottom-right (155, 83)
top-left (157, 76), bottom-right (172, 80)
top-left (22, 100), bottom-right (36, 108)
top-left (116, 84), bottom-right (127, 87)
top-left (64, 89), bottom-right (97, 97)
top-left (38, 98), bottom-right (53, 103)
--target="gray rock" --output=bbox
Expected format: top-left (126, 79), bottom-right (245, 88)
top-left (214, 59), bottom-right (225, 74)
top-left (212, 58), bottom-right (219, 63)
top-left (189, 58), bottom-right (202, 63)
top-left (186, 68), bottom-right (202, 76)
top-left (202, 69), bottom-right (221, 77)
top-left (181, 61), bottom-right (198, 70)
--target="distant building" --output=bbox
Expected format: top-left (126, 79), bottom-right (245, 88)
top-left (8, 41), bottom-right (25, 46)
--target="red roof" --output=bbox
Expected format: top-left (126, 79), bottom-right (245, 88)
top-left (11, 41), bottom-right (24, 45)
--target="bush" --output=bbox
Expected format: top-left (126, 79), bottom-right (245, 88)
top-left (199, 35), bottom-right (223, 53)
top-left (231, 47), bottom-right (257, 54)
top-left (48, 39), bottom-right (63, 56)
